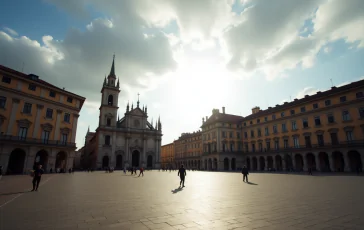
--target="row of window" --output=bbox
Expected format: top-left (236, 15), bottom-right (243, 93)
top-left (18, 127), bottom-right (68, 143)
top-left (244, 108), bottom-right (363, 139)
top-left (0, 97), bottom-right (71, 122)
top-left (245, 130), bottom-right (355, 152)
top-left (203, 131), bottom-right (241, 141)
top-left (244, 92), bottom-right (363, 126)
top-left (2, 76), bottom-right (74, 103)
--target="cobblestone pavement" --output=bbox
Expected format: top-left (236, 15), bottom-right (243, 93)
top-left (1, 171), bottom-right (364, 230)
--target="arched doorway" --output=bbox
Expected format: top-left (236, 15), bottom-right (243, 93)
top-left (224, 158), bottom-right (229, 170)
top-left (348, 151), bottom-right (362, 172)
top-left (319, 152), bottom-right (330, 172)
top-left (213, 158), bottom-right (218, 170)
top-left (275, 155), bottom-right (282, 171)
top-left (116, 154), bottom-right (122, 169)
top-left (295, 154), bottom-right (304, 171)
top-left (147, 155), bottom-right (153, 168)
top-left (132, 150), bottom-right (140, 167)
top-left (7, 148), bottom-right (26, 174)
top-left (306, 153), bottom-right (316, 171)
top-left (284, 154), bottom-right (293, 171)
top-left (332, 151), bottom-right (344, 172)
top-left (267, 156), bottom-right (274, 169)
top-left (34, 150), bottom-right (48, 170)
top-left (102, 156), bottom-right (109, 168)
top-left (259, 156), bottom-right (265, 170)
top-left (252, 157), bottom-right (257, 170)
top-left (55, 151), bottom-right (67, 170)
top-left (246, 158), bottom-right (250, 170)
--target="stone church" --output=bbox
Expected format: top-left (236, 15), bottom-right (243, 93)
top-left (82, 56), bottom-right (162, 169)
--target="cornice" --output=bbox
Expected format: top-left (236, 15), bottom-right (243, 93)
top-left (0, 85), bottom-right (81, 113)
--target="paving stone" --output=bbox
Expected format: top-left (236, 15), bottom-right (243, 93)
top-left (1, 171), bottom-right (364, 230)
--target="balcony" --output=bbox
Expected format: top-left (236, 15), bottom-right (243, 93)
top-left (0, 135), bottom-right (76, 148)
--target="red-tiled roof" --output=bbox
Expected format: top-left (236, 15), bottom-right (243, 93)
top-left (0, 64), bottom-right (86, 101)
top-left (242, 79), bottom-right (364, 121)
top-left (201, 113), bottom-right (243, 128)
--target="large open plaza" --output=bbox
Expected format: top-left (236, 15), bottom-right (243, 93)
top-left (1, 171), bottom-right (364, 230)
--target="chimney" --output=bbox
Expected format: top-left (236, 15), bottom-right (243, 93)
top-left (202, 117), bottom-right (205, 124)
top-left (222, 107), bottom-right (225, 114)
top-left (252, 106), bottom-right (260, 114)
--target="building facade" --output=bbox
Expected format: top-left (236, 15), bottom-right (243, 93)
top-left (174, 131), bottom-right (202, 169)
top-left (0, 65), bottom-right (85, 174)
top-left (242, 80), bottom-right (364, 172)
top-left (161, 142), bottom-right (174, 169)
top-left (199, 108), bottom-right (244, 171)
top-left (81, 57), bottom-right (162, 169)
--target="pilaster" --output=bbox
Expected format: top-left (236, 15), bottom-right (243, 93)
top-left (303, 154), bottom-right (308, 171)
top-left (32, 104), bottom-right (44, 138)
top-left (343, 153), bottom-right (351, 172)
top-left (265, 157), bottom-right (268, 171)
top-left (54, 109), bottom-right (63, 140)
top-left (6, 98), bottom-right (20, 135)
top-left (71, 113), bottom-right (79, 143)
top-left (257, 157), bottom-right (260, 171)
top-left (328, 154), bottom-right (334, 172)
top-left (281, 155), bottom-right (286, 171)
top-left (314, 153), bottom-right (320, 171)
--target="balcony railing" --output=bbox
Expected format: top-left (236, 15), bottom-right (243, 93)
top-left (0, 135), bottom-right (76, 147)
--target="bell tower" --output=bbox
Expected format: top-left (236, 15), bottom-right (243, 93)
top-left (99, 55), bottom-right (120, 127)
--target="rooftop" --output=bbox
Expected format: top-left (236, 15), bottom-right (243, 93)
top-left (0, 64), bottom-right (86, 102)
top-left (242, 78), bottom-right (364, 121)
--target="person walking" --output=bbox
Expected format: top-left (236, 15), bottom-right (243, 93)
top-left (123, 166), bottom-right (126, 174)
top-left (242, 165), bottom-right (249, 183)
top-left (138, 167), bottom-right (144, 177)
top-left (178, 165), bottom-right (186, 187)
top-left (31, 164), bottom-right (44, 191)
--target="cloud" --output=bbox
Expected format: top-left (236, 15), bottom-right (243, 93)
top-left (324, 46), bottom-right (332, 53)
top-left (0, 16), bottom-right (176, 103)
top-left (3, 27), bottom-right (18, 36)
top-left (313, 0), bottom-right (364, 48)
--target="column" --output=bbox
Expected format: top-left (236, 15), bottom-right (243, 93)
top-left (265, 157), bottom-right (268, 171)
top-left (111, 132), bottom-right (116, 166)
top-left (142, 138), bottom-right (146, 167)
top-left (6, 98), bottom-right (20, 135)
top-left (303, 154), bottom-right (308, 171)
top-left (125, 137), bottom-right (129, 165)
top-left (343, 153), bottom-right (350, 172)
top-left (54, 109), bottom-right (63, 140)
top-left (71, 114), bottom-right (79, 143)
top-left (328, 154), bottom-right (334, 172)
top-left (32, 104), bottom-right (44, 138)
top-left (257, 157), bottom-right (260, 171)
top-left (282, 155), bottom-right (286, 171)
top-left (314, 153), bottom-right (320, 171)
top-left (273, 157), bottom-right (277, 170)
top-left (292, 154), bottom-right (296, 170)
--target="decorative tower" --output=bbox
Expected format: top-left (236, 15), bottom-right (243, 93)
top-left (99, 55), bottom-right (120, 127)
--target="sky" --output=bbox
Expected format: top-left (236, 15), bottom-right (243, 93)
top-left (1, 0), bottom-right (364, 149)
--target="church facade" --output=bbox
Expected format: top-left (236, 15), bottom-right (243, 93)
top-left (82, 56), bottom-right (162, 169)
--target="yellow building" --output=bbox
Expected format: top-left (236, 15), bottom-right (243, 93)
top-left (242, 80), bottom-right (364, 172)
top-left (161, 142), bottom-right (174, 169)
top-left (174, 130), bottom-right (203, 169)
top-left (200, 107), bottom-right (243, 170)
top-left (0, 65), bottom-right (85, 174)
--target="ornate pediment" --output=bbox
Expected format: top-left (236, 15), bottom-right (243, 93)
top-left (16, 119), bottom-right (32, 128)
top-left (60, 127), bottom-right (71, 134)
top-left (41, 123), bottom-right (53, 132)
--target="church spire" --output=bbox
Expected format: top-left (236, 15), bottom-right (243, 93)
top-left (87, 126), bottom-right (90, 133)
top-left (137, 93), bottom-right (140, 108)
top-left (109, 54), bottom-right (115, 77)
